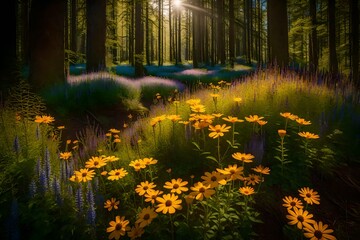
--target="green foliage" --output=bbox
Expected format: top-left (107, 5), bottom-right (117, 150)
top-left (6, 80), bottom-right (46, 120)
top-left (41, 79), bottom-right (142, 117)
top-left (1, 69), bottom-right (358, 239)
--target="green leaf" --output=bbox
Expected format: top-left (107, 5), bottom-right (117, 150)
top-left (201, 151), bottom-right (211, 155)
top-left (206, 156), bottom-right (219, 163)
top-left (192, 142), bottom-right (201, 150)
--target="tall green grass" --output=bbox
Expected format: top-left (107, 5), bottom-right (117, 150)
top-left (41, 72), bottom-right (185, 117)
top-left (1, 69), bottom-right (359, 239)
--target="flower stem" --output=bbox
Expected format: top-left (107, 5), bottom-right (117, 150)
top-left (152, 126), bottom-right (157, 148)
top-left (169, 214), bottom-right (175, 240)
top-left (217, 137), bottom-right (221, 167)
top-left (280, 137), bottom-right (285, 176)
top-left (232, 123), bottom-right (235, 146)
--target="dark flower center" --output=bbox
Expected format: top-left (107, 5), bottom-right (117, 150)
top-left (143, 186), bottom-right (148, 190)
top-left (115, 223), bottom-right (122, 231)
top-left (82, 173), bottom-right (87, 177)
top-left (306, 193), bottom-right (312, 198)
top-left (297, 215), bottom-right (304, 222)
top-left (199, 187), bottom-right (205, 193)
top-left (314, 230), bottom-right (323, 239)
top-left (173, 184), bottom-right (179, 189)
top-left (115, 172), bottom-right (120, 176)
top-left (211, 176), bottom-right (217, 181)
top-left (165, 200), bottom-right (172, 207)
top-left (94, 161), bottom-right (98, 165)
top-left (143, 214), bottom-right (150, 220)
top-left (290, 202), bottom-right (296, 206)
top-left (230, 170), bottom-right (235, 174)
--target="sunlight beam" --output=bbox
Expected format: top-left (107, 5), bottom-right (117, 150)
top-left (173, 0), bottom-right (182, 8)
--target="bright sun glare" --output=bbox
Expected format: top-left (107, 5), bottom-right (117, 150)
top-left (173, 0), bottom-right (182, 8)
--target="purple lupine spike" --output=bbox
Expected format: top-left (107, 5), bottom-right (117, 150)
top-left (13, 136), bottom-right (20, 154)
top-left (60, 160), bottom-right (65, 183)
top-left (44, 147), bottom-right (51, 181)
top-left (29, 179), bottom-right (37, 198)
top-left (86, 182), bottom-right (94, 205)
top-left (36, 157), bottom-right (41, 177)
top-left (75, 186), bottom-right (83, 214)
top-left (67, 161), bottom-right (74, 180)
top-left (52, 177), bottom-right (62, 205)
top-left (86, 182), bottom-right (96, 226)
top-left (39, 170), bottom-right (48, 193)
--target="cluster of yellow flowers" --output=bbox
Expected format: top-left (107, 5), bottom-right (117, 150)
top-left (129, 157), bottom-right (158, 171)
top-left (282, 187), bottom-right (336, 240)
top-left (245, 114), bottom-right (268, 126)
top-left (37, 93), bottom-right (331, 240)
top-left (103, 151), bottom-right (271, 240)
top-left (68, 155), bottom-right (122, 182)
top-left (34, 115), bottom-right (55, 124)
top-left (278, 112), bottom-right (319, 140)
top-left (150, 115), bottom-right (167, 127)
top-left (106, 128), bottom-right (122, 143)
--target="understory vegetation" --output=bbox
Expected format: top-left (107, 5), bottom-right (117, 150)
top-left (0, 68), bottom-right (359, 240)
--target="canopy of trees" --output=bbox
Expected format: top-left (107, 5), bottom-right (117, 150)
top-left (2, 0), bottom-right (359, 90)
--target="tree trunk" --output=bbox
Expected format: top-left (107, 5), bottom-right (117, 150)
top-left (111, 0), bottom-right (118, 64)
top-left (309, 0), bottom-right (318, 72)
top-left (169, 0), bottom-right (173, 62)
top-left (229, 0), bottom-right (235, 68)
top-left (65, 1), bottom-right (69, 76)
top-left (0, 0), bottom-right (18, 90)
top-left (29, 0), bottom-right (65, 90)
top-left (178, 9), bottom-right (182, 64)
top-left (134, 0), bottom-right (144, 77)
top-left (267, 0), bottom-right (289, 68)
top-left (145, 1), bottom-right (150, 65)
top-left (175, 10), bottom-right (178, 65)
top-left (193, 1), bottom-right (198, 68)
top-left (217, 0), bottom-right (225, 64)
top-left (211, 0), bottom-right (215, 66)
top-left (328, 0), bottom-right (338, 73)
top-left (70, 0), bottom-right (77, 63)
top-left (129, 1), bottom-right (134, 66)
top-left (350, 0), bottom-right (359, 84)
top-left (247, 0), bottom-right (252, 64)
top-left (257, 0), bottom-right (262, 65)
top-left (158, 0), bottom-right (163, 66)
top-left (198, 1), bottom-right (204, 64)
top-left (86, 0), bottom-right (106, 72)
top-left (21, 0), bottom-right (30, 66)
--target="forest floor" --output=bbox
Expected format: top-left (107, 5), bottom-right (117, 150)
top-left (58, 62), bottom-right (255, 140)
top-left (50, 63), bottom-right (360, 239)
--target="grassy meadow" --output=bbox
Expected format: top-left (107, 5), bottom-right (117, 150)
top-left (0, 67), bottom-right (359, 239)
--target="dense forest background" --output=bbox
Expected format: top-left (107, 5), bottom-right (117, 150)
top-left (0, 0), bottom-right (359, 91)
